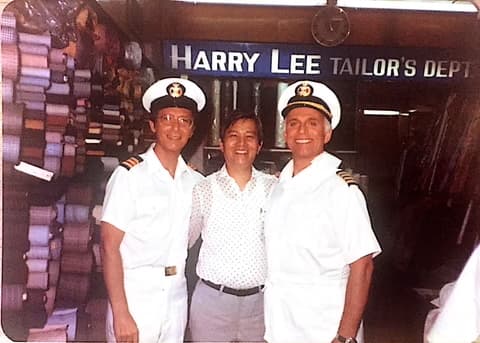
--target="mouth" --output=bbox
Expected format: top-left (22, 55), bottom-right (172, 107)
top-left (295, 139), bottom-right (312, 144)
top-left (167, 134), bottom-right (182, 140)
top-left (235, 149), bottom-right (248, 154)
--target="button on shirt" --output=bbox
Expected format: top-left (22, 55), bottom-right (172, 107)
top-left (264, 152), bottom-right (381, 343)
top-left (101, 144), bottom-right (204, 270)
top-left (189, 165), bottom-right (277, 289)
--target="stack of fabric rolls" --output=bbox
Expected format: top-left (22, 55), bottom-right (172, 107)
top-left (56, 182), bottom-right (94, 308)
top-left (0, 8), bottom-right (102, 179)
top-left (24, 205), bottom-right (60, 329)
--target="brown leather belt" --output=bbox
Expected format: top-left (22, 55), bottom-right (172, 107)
top-left (201, 279), bottom-right (264, 297)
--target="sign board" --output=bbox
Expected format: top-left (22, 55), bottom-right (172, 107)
top-left (163, 40), bottom-right (478, 81)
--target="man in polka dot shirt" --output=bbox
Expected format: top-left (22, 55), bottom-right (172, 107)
top-left (188, 110), bottom-right (277, 342)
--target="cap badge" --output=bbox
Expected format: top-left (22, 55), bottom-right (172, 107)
top-left (295, 82), bottom-right (313, 97)
top-left (167, 82), bottom-right (185, 98)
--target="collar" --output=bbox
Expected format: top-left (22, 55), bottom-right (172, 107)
top-left (279, 151), bottom-right (341, 184)
top-left (217, 164), bottom-right (260, 192)
top-left (143, 144), bottom-right (191, 179)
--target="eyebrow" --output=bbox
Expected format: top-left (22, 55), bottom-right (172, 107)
top-left (227, 128), bottom-right (257, 133)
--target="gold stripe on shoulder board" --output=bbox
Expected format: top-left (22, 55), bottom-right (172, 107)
top-left (336, 170), bottom-right (358, 186)
top-left (120, 155), bottom-right (144, 170)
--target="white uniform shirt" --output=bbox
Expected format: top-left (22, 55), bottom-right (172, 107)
top-left (101, 144), bottom-right (204, 271)
top-left (189, 165), bottom-right (277, 289)
top-left (264, 152), bottom-right (381, 343)
top-left (426, 244), bottom-right (480, 343)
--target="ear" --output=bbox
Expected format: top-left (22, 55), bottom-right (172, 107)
top-left (257, 141), bottom-right (263, 154)
top-left (324, 128), bottom-right (332, 144)
top-left (219, 140), bottom-right (225, 153)
top-left (148, 119), bottom-right (156, 133)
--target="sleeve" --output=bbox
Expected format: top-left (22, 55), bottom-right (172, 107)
top-left (426, 246), bottom-right (480, 343)
top-left (265, 174), bottom-right (279, 198)
top-left (101, 167), bottom-right (135, 232)
top-left (188, 182), bottom-right (205, 248)
top-left (336, 185), bottom-right (382, 264)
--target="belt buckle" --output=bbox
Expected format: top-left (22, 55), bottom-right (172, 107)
top-left (164, 266), bottom-right (176, 276)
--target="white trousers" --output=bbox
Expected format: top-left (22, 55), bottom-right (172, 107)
top-left (106, 266), bottom-right (188, 343)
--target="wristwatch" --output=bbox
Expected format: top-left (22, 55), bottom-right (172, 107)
top-left (336, 334), bottom-right (358, 343)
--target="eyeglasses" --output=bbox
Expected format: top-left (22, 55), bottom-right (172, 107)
top-left (157, 114), bottom-right (194, 129)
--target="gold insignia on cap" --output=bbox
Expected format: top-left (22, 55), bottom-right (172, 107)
top-left (295, 82), bottom-right (313, 97)
top-left (167, 82), bottom-right (185, 98)
top-left (120, 156), bottom-right (144, 170)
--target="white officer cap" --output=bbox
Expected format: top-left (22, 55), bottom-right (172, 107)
top-left (142, 77), bottom-right (206, 114)
top-left (277, 80), bottom-right (341, 129)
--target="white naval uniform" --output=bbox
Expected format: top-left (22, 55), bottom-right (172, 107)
top-left (264, 152), bottom-right (381, 343)
top-left (101, 145), bottom-right (204, 343)
top-left (426, 244), bottom-right (480, 343)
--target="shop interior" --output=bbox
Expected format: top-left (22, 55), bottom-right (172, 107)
top-left (1, 0), bottom-right (479, 342)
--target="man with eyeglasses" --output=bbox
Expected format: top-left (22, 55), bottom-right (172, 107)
top-left (101, 77), bottom-right (206, 343)
top-left (263, 81), bottom-right (381, 343)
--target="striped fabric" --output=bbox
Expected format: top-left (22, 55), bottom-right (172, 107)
top-left (18, 32), bottom-right (51, 47)
top-left (18, 42), bottom-right (49, 56)
top-left (2, 44), bottom-right (19, 80)
top-left (61, 252), bottom-right (93, 274)
top-left (1, 26), bottom-right (17, 44)
top-left (43, 156), bottom-right (61, 174)
top-left (49, 48), bottom-right (66, 64)
top-left (1, 284), bottom-right (26, 311)
top-left (3, 103), bottom-right (24, 135)
top-left (2, 78), bottom-right (14, 103)
top-left (20, 52), bottom-right (48, 68)
top-left (29, 205), bottom-right (58, 225)
top-left (1, 11), bottom-right (17, 28)
top-left (20, 66), bottom-right (51, 79)
top-left (19, 76), bottom-right (50, 88)
top-left (3, 134), bottom-right (21, 163)
top-left (62, 222), bottom-right (91, 253)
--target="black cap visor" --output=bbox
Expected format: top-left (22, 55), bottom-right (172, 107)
top-left (150, 96), bottom-right (197, 117)
top-left (282, 99), bottom-right (332, 121)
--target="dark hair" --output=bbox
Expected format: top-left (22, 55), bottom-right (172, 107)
top-left (220, 110), bottom-right (264, 144)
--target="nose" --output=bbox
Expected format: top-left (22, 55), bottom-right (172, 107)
top-left (298, 121), bottom-right (307, 133)
top-left (170, 118), bottom-right (181, 130)
top-left (239, 136), bottom-right (247, 146)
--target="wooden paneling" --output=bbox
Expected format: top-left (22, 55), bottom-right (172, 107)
top-left (155, 3), bottom-right (478, 49)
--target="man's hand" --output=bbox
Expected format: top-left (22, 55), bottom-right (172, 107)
top-left (114, 311), bottom-right (139, 343)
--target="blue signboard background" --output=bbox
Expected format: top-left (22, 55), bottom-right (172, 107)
top-left (163, 40), bottom-right (477, 81)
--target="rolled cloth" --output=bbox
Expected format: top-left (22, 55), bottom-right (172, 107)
top-left (2, 44), bottom-right (19, 80)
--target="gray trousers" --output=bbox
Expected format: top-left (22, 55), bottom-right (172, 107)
top-left (188, 279), bottom-right (265, 342)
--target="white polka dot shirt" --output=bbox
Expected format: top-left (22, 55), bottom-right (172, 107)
top-left (189, 165), bottom-right (277, 289)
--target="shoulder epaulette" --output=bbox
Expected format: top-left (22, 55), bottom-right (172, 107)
top-left (120, 156), bottom-right (144, 170)
top-left (336, 170), bottom-right (358, 186)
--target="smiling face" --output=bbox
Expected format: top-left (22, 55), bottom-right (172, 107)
top-left (285, 106), bottom-right (332, 171)
top-left (220, 118), bottom-right (262, 170)
top-left (149, 107), bottom-right (194, 157)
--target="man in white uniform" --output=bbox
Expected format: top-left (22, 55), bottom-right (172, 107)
top-left (188, 111), bottom-right (277, 342)
top-left (101, 78), bottom-right (206, 343)
top-left (264, 80), bottom-right (382, 343)
top-left (426, 244), bottom-right (480, 343)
